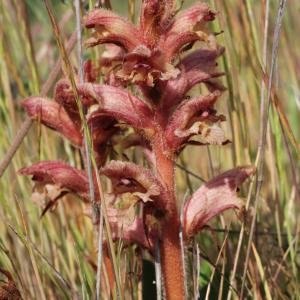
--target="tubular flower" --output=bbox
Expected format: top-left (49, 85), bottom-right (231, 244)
top-left (183, 166), bottom-right (256, 239)
top-left (19, 161), bottom-right (93, 201)
top-left (19, 1), bottom-right (255, 299)
top-left (22, 78), bottom-right (124, 167)
top-left (19, 161), bottom-right (95, 215)
top-left (101, 160), bottom-right (170, 212)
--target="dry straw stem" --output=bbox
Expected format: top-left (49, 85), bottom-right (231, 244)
top-left (0, 32), bottom-right (77, 178)
top-left (99, 0), bottom-right (112, 9)
top-left (239, 0), bottom-right (287, 299)
top-left (71, 4), bottom-right (104, 299)
top-left (6, 222), bottom-right (72, 292)
top-left (205, 231), bottom-right (229, 300)
top-left (154, 240), bottom-right (162, 300)
top-left (225, 0), bottom-right (271, 293)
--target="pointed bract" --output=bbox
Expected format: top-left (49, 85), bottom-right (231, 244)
top-left (184, 166), bottom-right (255, 238)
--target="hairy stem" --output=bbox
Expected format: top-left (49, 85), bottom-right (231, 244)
top-left (153, 135), bottom-right (185, 300)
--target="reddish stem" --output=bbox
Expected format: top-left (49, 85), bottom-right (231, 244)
top-left (153, 134), bottom-right (185, 300)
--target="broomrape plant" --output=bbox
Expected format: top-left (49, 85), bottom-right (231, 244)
top-left (19, 1), bottom-right (255, 299)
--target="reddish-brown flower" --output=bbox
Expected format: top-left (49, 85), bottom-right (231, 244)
top-left (183, 166), bottom-right (255, 239)
top-left (84, 2), bottom-right (220, 86)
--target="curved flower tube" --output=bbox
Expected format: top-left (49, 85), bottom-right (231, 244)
top-left (76, 82), bottom-right (155, 132)
top-left (162, 3), bottom-right (216, 61)
top-left (165, 91), bottom-right (227, 150)
top-left (101, 160), bottom-right (169, 211)
top-left (84, 8), bottom-right (142, 51)
top-left (183, 166), bottom-right (256, 238)
top-left (19, 161), bottom-right (93, 201)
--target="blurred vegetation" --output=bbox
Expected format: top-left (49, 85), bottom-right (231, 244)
top-left (0, 0), bottom-right (299, 299)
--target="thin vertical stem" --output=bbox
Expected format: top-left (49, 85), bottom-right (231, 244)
top-left (226, 0), bottom-right (270, 297)
top-left (74, 0), bottom-right (96, 215)
top-left (128, 0), bottom-right (135, 22)
top-left (192, 242), bottom-right (200, 300)
top-left (154, 240), bottom-right (162, 300)
top-left (73, 2), bottom-right (107, 299)
top-left (239, 1), bottom-right (287, 298)
top-left (96, 211), bottom-right (104, 300)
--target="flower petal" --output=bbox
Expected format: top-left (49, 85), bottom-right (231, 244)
top-left (183, 166), bottom-right (255, 238)
top-left (180, 47), bottom-right (225, 90)
top-left (76, 82), bottom-right (155, 132)
top-left (162, 3), bottom-right (216, 60)
top-left (101, 160), bottom-right (167, 211)
top-left (165, 91), bottom-right (227, 150)
top-left (19, 161), bottom-right (93, 200)
top-left (54, 78), bottom-right (93, 128)
top-left (160, 47), bottom-right (224, 111)
top-left (22, 97), bottom-right (82, 146)
top-left (84, 9), bottom-right (142, 51)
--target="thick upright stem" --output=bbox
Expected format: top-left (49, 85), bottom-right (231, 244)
top-left (153, 136), bottom-right (185, 300)
top-left (161, 210), bottom-right (185, 299)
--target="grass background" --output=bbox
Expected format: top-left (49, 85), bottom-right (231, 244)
top-left (0, 0), bottom-right (299, 299)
